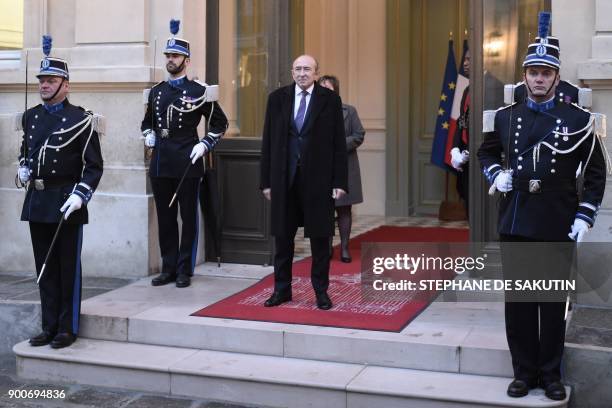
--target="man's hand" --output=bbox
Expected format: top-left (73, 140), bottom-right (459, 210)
top-left (189, 142), bottom-right (208, 164)
top-left (60, 194), bottom-right (83, 220)
top-left (332, 188), bottom-right (346, 200)
top-left (493, 170), bottom-right (513, 193)
top-left (568, 218), bottom-right (590, 242)
top-left (143, 129), bottom-right (156, 148)
top-left (450, 148), bottom-right (469, 171)
top-left (18, 166), bottom-right (30, 184)
top-left (262, 188), bottom-right (271, 201)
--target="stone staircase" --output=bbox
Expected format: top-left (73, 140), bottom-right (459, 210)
top-left (13, 265), bottom-right (569, 407)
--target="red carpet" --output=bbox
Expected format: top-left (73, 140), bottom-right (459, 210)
top-left (192, 226), bottom-right (469, 332)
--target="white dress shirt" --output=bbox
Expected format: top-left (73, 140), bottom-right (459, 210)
top-left (293, 83), bottom-right (314, 119)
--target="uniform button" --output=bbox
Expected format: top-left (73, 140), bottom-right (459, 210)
top-left (179, 118), bottom-right (182, 122)
top-left (58, 137), bottom-right (62, 141)
top-left (158, 91), bottom-right (162, 95)
top-left (559, 92), bottom-right (564, 97)
top-left (515, 132), bottom-right (519, 137)
top-left (179, 113), bottom-right (183, 116)
top-left (555, 127), bottom-right (560, 131)
top-left (518, 165), bottom-right (523, 170)
top-left (555, 134), bottom-right (559, 139)
top-left (29, 135), bottom-right (32, 139)
top-left (556, 119), bottom-right (562, 124)
top-left (30, 159), bottom-right (33, 162)
top-left (554, 142), bottom-right (559, 147)
top-left (32, 125), bottom-right (35, 129)
top-left (551, 169), bottom-right (556, 174)
top-left (51, 170), bottom-right (56, 174)
top-left (551, 159), bottom-right (556, 163)
top-left (517, 125), bottom-right (522, 129)
top-left (563, 136), bottom-right (569, 141)
top-left (515, 140), bottom-right (518, 144)
top-left (183, 90), bottom-right (187, 94)
top-left (62, 118), bottom-right (66, 122)
top-left (518, 156), bottom-right (523, 161)
top-left (514, 149), bottom-right (519, 153)
top-left (517, 117), bottom-right (522, 122)
top-left (179, 125), bottom-right (182, 128)
top-left (53, 159), bottom-right (57, 163)
top-left (34, 115), bottom-right (38, 119)
top-left (56, 148), bottom-right (60, 152)
top-left (552, 151), bottom-right (557, 156)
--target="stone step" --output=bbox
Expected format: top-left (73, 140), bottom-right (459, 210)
top-left (79, 304), bottom-right (514, 378)
top-left (14, 338), bottom-right (568, 408)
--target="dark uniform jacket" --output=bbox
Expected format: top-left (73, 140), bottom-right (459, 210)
top-left (141, 78), bottom-right (228, 178)
top-left (19, 100), bottom-right (103, 225)
top-left (478, 99), bottom-right (606, 241)
top-left (260, 83), bottom-right (348, 237)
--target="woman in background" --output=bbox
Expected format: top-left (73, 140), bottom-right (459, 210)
top-left (318, 75), bottom-right (365, 263)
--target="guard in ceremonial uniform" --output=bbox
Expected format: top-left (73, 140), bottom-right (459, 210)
top-left (16, 36), bottom-right (103, 349)
top-left (141, 20), bottom-right (228, 288)
top-left (478, 13), bottom-right (607, 400)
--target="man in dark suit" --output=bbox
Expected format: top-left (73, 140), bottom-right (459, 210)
top-left (17, 36), bottom-right (103, 349)
top-left (260, 54), bottom-right (348, 310)
top-left (141, 20), bottom-right (228, 288)
top-left (478, 12), bottom-right (606, 401)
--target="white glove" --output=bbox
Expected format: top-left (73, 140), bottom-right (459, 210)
top-left (450, 148), bottom-right (469, 171)
top-left (190, 142), bottom-right (208, 164)
top-left (60, 194), bottom-right (83, 220)
top-left (144, 130), bottom-right (156, 147)
top-left (568, 218), bottom-right (590, 242)
top-left (493, 170), bottom-right (513, 193)
top-left (18, 166), bottom-right (30, 184)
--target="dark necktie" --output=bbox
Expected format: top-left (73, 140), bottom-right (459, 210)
top-left (295, 90), bottom-right (308, 132)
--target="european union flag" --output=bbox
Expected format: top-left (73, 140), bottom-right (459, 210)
top-left (431, 40), bottom-right (458, 171)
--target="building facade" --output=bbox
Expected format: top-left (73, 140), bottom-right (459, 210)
top-left (0, 1), bottom-right (610, 292)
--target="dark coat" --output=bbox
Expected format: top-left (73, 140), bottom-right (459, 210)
top-left (335, 104), bottom-right (365, 206)
top-left (141, 78), bottom-right (228, 178)
top-left (260, 83), bottom-right (348, 237)
top-left (478, 100), bottom-right (606, 241)
top-left (19, 100), bottom-right (103, 225)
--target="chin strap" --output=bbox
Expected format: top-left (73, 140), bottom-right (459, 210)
top-left (43, 78), bottom-right (65, 103)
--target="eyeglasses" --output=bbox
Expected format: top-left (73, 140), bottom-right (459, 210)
top-left (292, 66), bottom-right (313, 73)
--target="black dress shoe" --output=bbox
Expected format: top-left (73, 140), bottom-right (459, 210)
top-left (340, 249), bottom-right (352, 263)
top-left (50, 333), bottom-right (76, 349)
top-left (176, 274), bottom-right (191, 288)
top-left (544, 381), bottom-right (567, 401)
top-left (316, 293), bottom-right (333, 310)
top-left (151, 273), bottom-right (176, 286)
top-left (264, 292), bottom-right (292, 307)
top-left (507, 379), bottom-right (530, 398)
top-left (29, 331), bottom-right (55, 347)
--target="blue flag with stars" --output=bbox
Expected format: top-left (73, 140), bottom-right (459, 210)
top-left (431, 40), bottom-right (458, 171)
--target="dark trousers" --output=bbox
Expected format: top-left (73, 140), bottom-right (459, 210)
top-left (30, 222), bottom-right (83, 335)
top-left (151, 177), bottom-right (200, 277)
top-left (500, 234), bottom-right (571, 385)
top-left (273, 168), bottom-right (331, 295)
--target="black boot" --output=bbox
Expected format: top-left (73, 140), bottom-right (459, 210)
top-left (337, 206), bottom-right (352, 263)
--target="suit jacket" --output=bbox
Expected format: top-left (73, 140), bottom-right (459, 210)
top-left (141, 78), bottom-right (228, 178)
top-left (260, 82), bottom-right (348, 237)
top-left (19, 100), bottom-right (103, 224)
top-left (478, 100), bottom-right (606, 241)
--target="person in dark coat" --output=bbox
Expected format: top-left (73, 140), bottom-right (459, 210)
top-left (141, 20), bottom-right (228, 288)
top-left (450, 50), bottom-right (471, 215)
top-left (478, 12), bottom-right (606, 401)
top-left (260, 55), bottom-right (348, 310)
top-left (318, 75), bottom-right (365, 263)
top-left (17, 36), bottom-right (103, 349)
